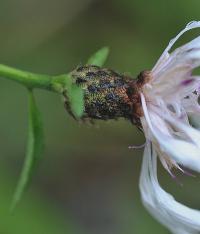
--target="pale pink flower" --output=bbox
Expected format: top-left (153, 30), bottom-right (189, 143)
top-left (139, 21), bottom-right (200, 234)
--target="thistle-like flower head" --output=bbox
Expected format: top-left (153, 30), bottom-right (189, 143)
top-left (139, 21), bottom-right (200, 234)
top-left (68, 21), bottom-right (200, 233)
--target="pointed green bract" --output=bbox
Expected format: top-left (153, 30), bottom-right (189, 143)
top-left (87, 47), bottom-right (110, 67)
top-left (66, 46), bottom-right (109, 118)
top-left (70, 84), bottom-right (84, 118)
top-left (10, 91), bottom-right (44, 211)
top-left (60, 74), bottom-right (84, 119)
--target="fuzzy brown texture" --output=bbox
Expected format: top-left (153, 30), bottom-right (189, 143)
top-left (66, 65), bottom-right (151, 128)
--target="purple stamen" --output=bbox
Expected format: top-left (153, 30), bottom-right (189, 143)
top-left (181, 78), bottom-right (194, 86)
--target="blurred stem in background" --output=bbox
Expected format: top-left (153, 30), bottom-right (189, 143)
top-left (0, 165), bottom-right (79, 234)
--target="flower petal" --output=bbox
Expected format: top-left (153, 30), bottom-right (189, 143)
top-left (152, 21), bottom-right (200, 74)
top-left (182, 92), bottom-right (200, 114)
top-left (141, 93), bottom-right (200, 172)
top-left (139, 142), bottom-right (200, 234)
top-left (153, 36), bottom-right (200, 82)
top-left (157, 137), bottom-right (200, 172)
top-left (147, 21), bottom-right (200, 99)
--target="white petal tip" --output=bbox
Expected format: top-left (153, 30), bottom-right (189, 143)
top-left (186, 21), bottom-right (200, 29)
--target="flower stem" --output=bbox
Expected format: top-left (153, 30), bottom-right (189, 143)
top-left (0, 64), bottom-right (57, 92)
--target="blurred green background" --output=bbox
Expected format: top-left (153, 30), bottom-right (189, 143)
top-left (0, 0), bottom-right (200, 233)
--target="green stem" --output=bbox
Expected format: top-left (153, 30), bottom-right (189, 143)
top-left (0, 64), bottom-right (60, 92)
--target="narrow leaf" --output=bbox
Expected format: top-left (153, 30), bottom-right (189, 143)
top-left (10, 90), bottom-right (44, 211)
top-left (70, 84), bottom-right (84, 118)
top-left (63, 74), bottom-right (84, 119)
top-left (87, 47), bottom-right (109, 67)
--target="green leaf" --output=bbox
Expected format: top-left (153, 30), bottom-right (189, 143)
top-left (70, 84), bottom-right (84, 118)
top-left (87, 46), bottom-right (110, 67)
top-left (61, 74), bottom-right (84, 119)
top-left (10, 90), bottom-right (44, 211)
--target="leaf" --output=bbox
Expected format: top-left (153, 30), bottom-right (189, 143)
top-left (61, 74), bottom-right (84, 119)
top-left (10, 90), bottom-right (44, 211)
top-left (70, 84), bottom-right (84, 118)
top-left (87, 47), bottom-right (110, 67)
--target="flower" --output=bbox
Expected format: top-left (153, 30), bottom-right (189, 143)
top-left (138, 21), bottom-right (200, 234)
